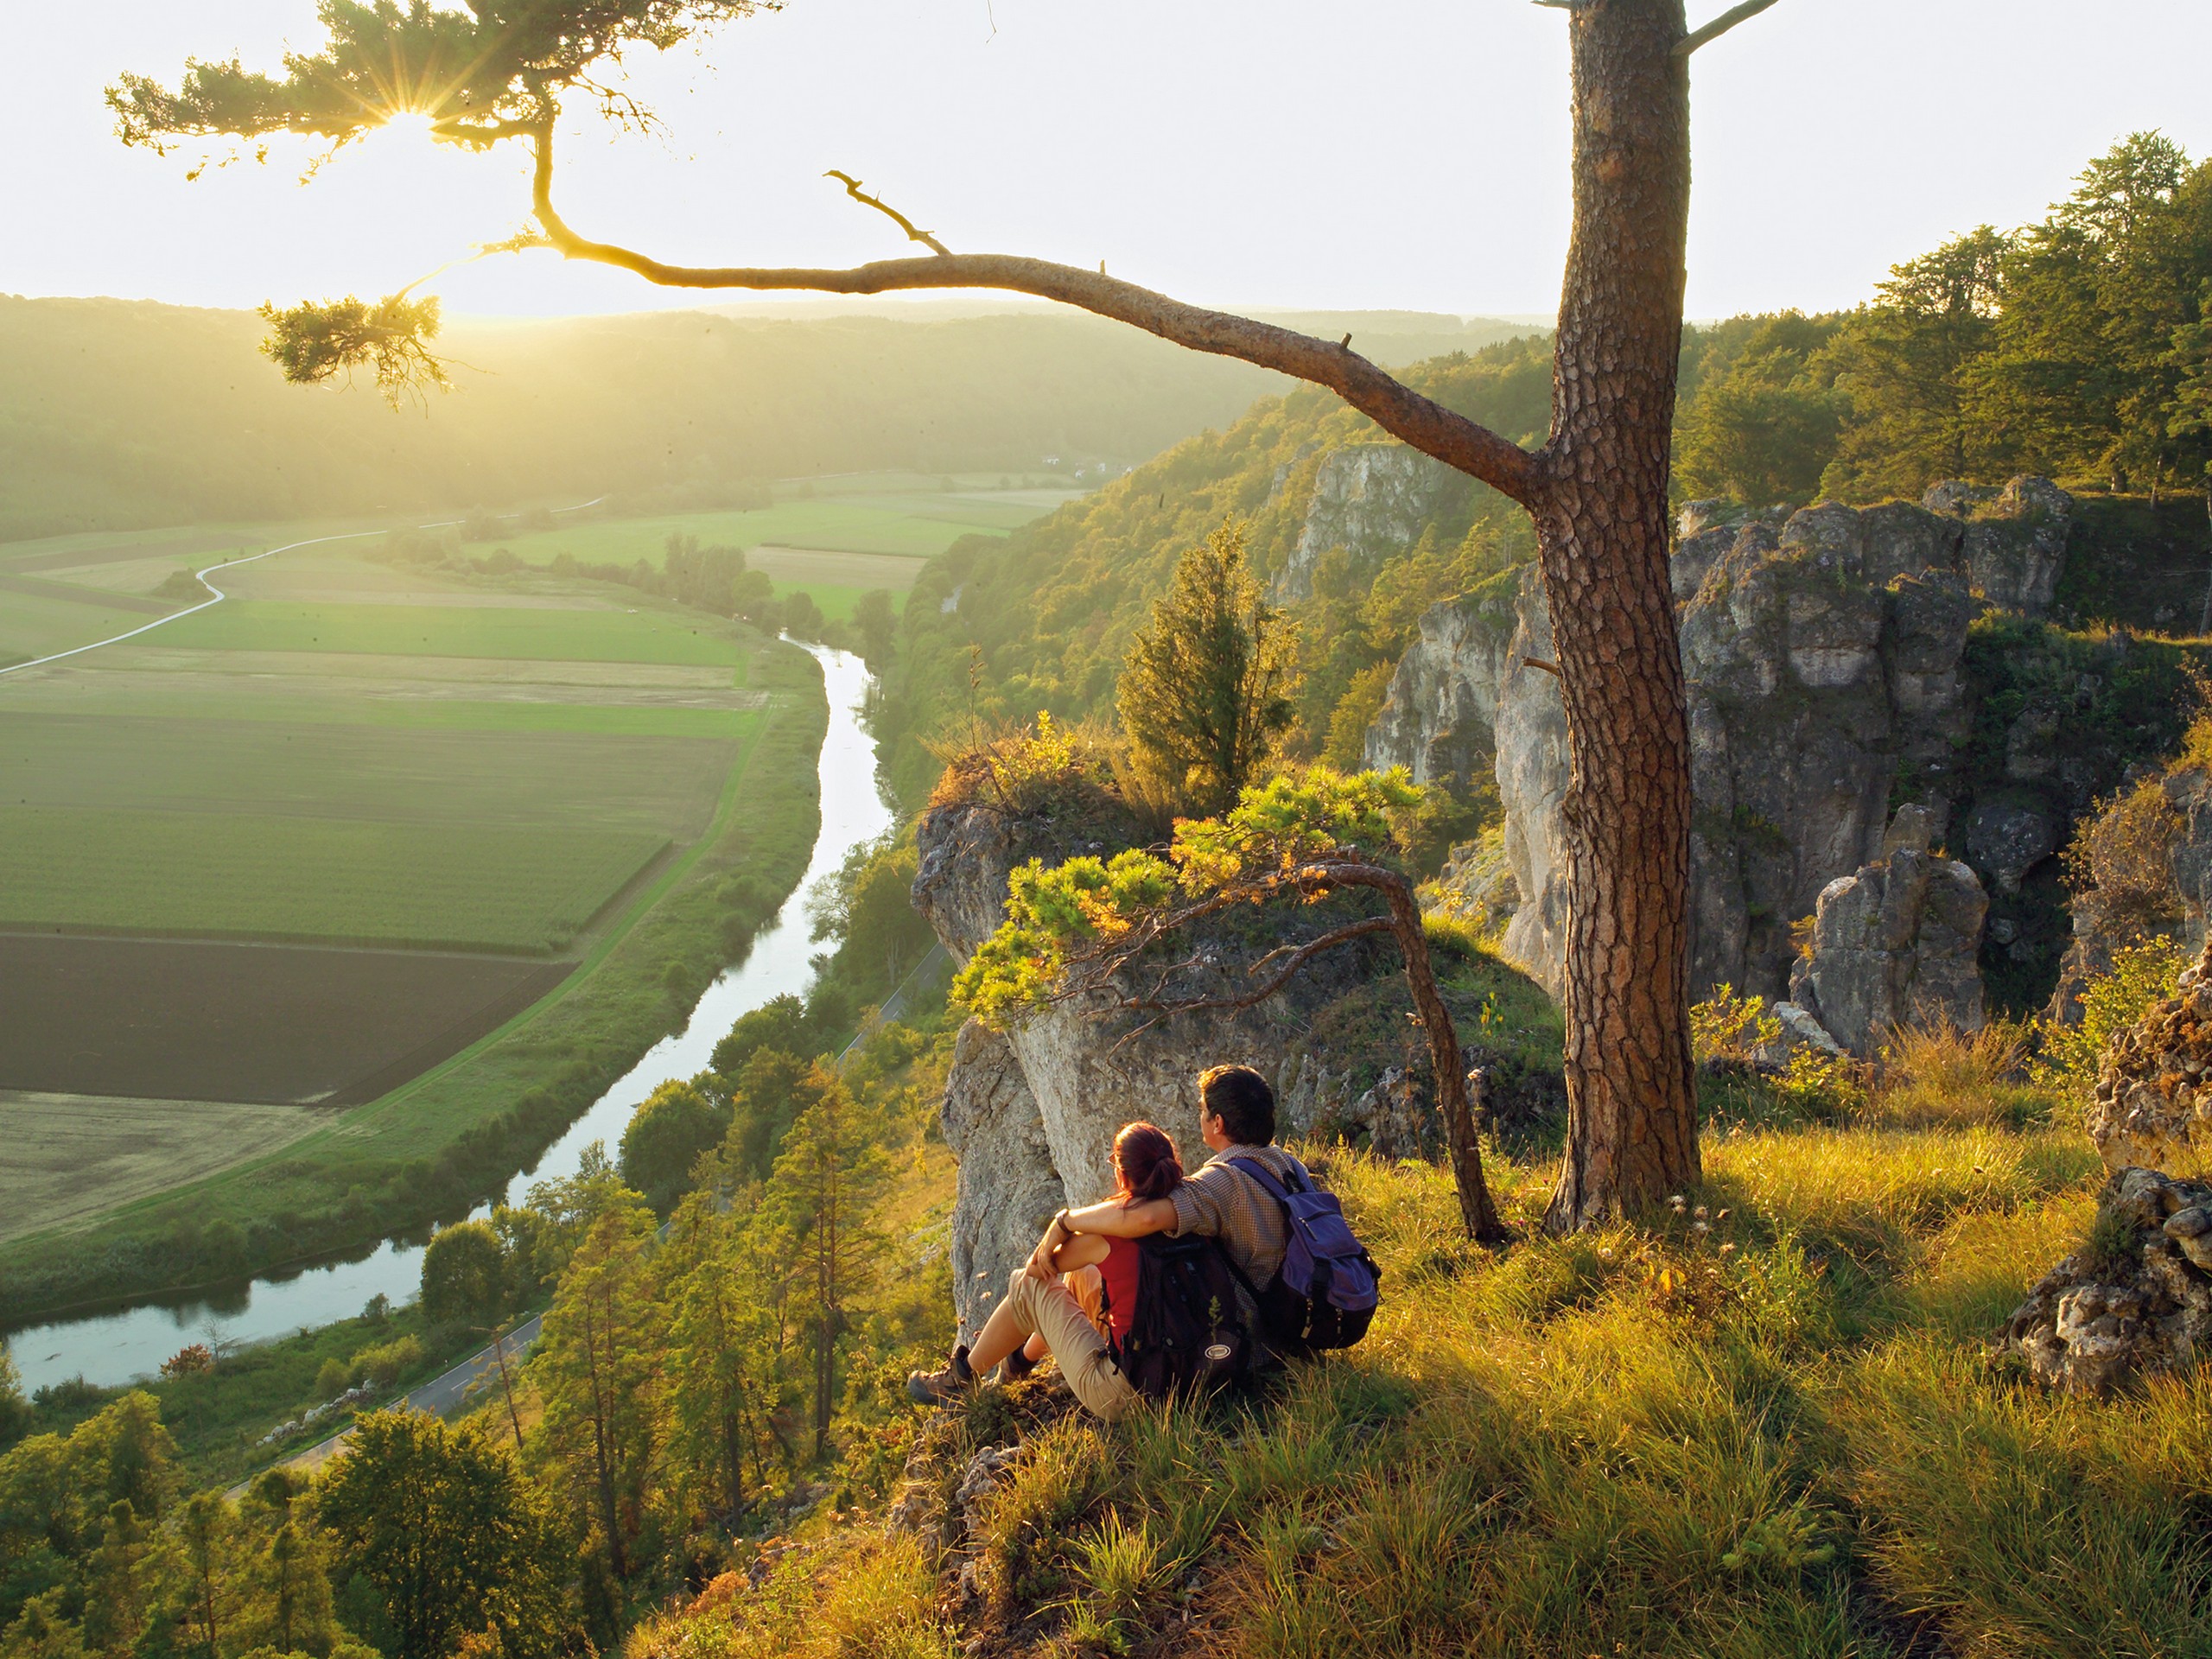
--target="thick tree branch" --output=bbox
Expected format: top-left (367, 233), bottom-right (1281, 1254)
top-left (1675, 0), bottom-right (1781, 56)
top-left (525, 130), bottom-right (1538, 505)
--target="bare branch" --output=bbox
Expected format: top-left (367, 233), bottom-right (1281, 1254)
top-left (1675, 0), bottom-right (1782, 56)
top-left (523, 129), bottom-right (1539, 504)
top-left (1117, 917), bottom-right (1395, 1014)
top-left (825, 170), bottom-right (951, 257)
top-left (1517, 655), bottom-right (1560, 677)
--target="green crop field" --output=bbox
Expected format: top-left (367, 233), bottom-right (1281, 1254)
top-left (155, 600), bottom-right (750, 664)
top-left (0, 588), bottom-right (180, 667)
top-left (0, 806), bottom-right (671, 951)
top-left (0, 712), bottom-right (737, 834)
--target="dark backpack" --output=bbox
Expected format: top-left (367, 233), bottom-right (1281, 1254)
top-left (1228, 1156), bottom-right (1380, 1354)
top-left (1108, 1233), bottom-right (1254, 1402)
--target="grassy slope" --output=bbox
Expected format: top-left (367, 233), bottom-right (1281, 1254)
top-left (0, 639), bottom-right (826, 1324)
top-left (642, 1077), bottom-right (2183, 1659)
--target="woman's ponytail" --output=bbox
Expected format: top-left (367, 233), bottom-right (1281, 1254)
top-left (1113, 1122), bottom-right (1184, 1205)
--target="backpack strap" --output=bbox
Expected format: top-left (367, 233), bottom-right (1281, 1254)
top-left (1226, 1154), bottom-right (1306, 1201)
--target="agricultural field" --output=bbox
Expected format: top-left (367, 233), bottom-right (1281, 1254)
top-left (0, 480), bottom-right (1078, 1314)
top-left (0, 1091), bottom-right (326, 1246)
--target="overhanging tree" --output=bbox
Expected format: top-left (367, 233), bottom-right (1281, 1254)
top-left (113, 0), bottom-right (1788, 1229)
top-left (958, 766), bottom-right (1508, 1242)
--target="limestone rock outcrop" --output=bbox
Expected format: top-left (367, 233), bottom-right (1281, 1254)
top-left (1371, 497), bottom-right (1993, 1002)
top-left (938, 1021), bottom-right (1067, 1345)
top-left (1272, 442), bottom-right (1464, 603)
top-left (1361, 574), bottom-right (1518, 787)
top-left (1922, 475), bottom-right (2074, 616)
top-left (2088, 944), bottom-right (2212, 1175)
top-left (2003, 1166), bottom-right (2212, 1395)
top-left (1787, 846), bottom-right (1989, 1055)
top-left (913, 795), bottom-right (1388, 1338)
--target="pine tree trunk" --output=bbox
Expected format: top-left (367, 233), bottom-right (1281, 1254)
top-left (1535, 0), bottom-right (1702, 1230)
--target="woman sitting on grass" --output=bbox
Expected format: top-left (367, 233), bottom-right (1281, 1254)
top-left (908, 1122), bottom-right (1184, 1421)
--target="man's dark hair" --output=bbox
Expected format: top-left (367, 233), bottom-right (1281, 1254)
top-left (1198, 1064), bottom-right (1276, 1147)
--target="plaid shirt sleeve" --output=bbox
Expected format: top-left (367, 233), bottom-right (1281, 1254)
top-left (1166, 1151), bottom-right (1290, 1285)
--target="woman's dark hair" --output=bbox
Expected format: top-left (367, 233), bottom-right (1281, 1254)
top-left (1198, 1064), bottom-right (1276, 1147)
top-left (1113, 1122), bottom-right (1184, 1205)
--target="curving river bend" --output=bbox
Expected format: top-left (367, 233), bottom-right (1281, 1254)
top-left (5, 644), bottom-right (891, 1395)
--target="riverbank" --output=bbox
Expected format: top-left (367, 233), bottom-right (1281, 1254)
top-left (0, 634), bottom-right (828, 1330)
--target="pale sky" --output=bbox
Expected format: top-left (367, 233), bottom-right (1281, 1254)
top-left (6, 2), bottom-right (2211, 323)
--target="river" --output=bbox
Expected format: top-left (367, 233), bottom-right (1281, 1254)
top-left (5, 644), bottom-right (892, 1395)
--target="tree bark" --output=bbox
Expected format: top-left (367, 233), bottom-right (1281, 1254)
top-left (1531, 0), bottom-right (1702, 1231)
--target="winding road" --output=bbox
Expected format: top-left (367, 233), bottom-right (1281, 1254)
top-left (0, 499), bottom-right (605, 680)
top-left (229, 1314), bottom-right (545, 1494)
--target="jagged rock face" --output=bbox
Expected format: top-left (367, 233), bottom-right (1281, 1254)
top-left (913, 798), bottom-right (1385, 1306)
top-left (940, 1020), bottom-right (1067, 1345)
top-left (1961, 798), bottom-right (2059, 896)
top-left (1271, 442), bottom-right (1462, 603)
top-left (1361, 577), bottom-right (1518, 786)
top-left (2088, 946), bottom-right (2212, 1175)
top-left (1923, 476), bottom-right (2074, 615)
top-left (1787, 848), bottom-right (1988, 1055)
top-left (1373, 503), bottom-right (1984, 1002)
top-left (2003, 1166), bottom-right (2212, 1395)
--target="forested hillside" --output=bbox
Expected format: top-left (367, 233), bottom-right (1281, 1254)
top-left (879, 134), bottom-right (2212, 812)
top-left (0, 301), bottom-right (1533, 543)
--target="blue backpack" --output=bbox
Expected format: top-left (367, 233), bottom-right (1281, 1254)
top-left (1228, 1157), bottom-right (1380, 1353)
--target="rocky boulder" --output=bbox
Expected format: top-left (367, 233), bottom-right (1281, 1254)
top-left (1271, 442), bottom-right (1464, 603)
top-left (1788, 846), bottom-right (1989, 1055)
top-left (2088, 943), bottom-right (2212, 1175)
top-left (2003, 1166), bottom-right (2212, 1395)
top-left (939, 1021), bottom-right (1067, 1345)
top-left (1923, 475), bottom-right (2074, 616)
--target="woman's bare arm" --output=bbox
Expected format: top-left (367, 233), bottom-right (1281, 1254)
top-left (1048, 1232), bottom-right (1111, 1274)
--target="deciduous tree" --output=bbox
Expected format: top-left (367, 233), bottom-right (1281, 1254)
top-left (317, 1413), bottom-right (563, 1659)
top-left (419, 1220), bottom-right (508, 1328)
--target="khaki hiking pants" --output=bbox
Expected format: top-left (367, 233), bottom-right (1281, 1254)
top-left (1001, 1268), bottom-right (1140, 1421)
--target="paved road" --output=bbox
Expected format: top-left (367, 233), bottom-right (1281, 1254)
top-left (229, 1314), bottom-right (543, 1495)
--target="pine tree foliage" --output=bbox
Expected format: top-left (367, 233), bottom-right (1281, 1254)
top-left (1116, 522), bottom-right (1294, 820)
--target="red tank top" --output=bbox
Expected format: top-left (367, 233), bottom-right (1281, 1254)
top-left (1097, 1235), bottom-right (1141, 1342)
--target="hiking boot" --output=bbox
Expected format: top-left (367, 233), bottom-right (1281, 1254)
top-left (906, 1344), bottom-right (976, 1405)
top-left (998, 1347), bottom-right (1038, 1385)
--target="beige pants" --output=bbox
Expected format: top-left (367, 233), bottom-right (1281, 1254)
top-left (1001, 1268), bottom-right (1140, 1421)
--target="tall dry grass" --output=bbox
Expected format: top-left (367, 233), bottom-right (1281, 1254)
top-left (642, 1057), bottom-right (2179, 1659)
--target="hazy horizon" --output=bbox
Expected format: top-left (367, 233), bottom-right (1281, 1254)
top-left (7, 1), bottom-right (2212, 324)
